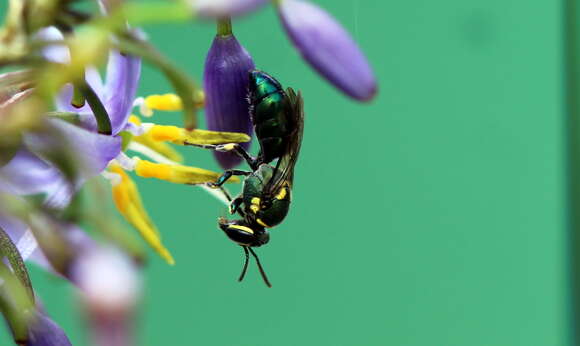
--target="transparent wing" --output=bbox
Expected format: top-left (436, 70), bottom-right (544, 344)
top-left (263, 87), bottom-right (304, 196)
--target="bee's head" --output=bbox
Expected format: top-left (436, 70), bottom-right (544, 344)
top-left (218, 218), bottom-right (272, 287)
top-left (218, 218), bottom-right (269, 247)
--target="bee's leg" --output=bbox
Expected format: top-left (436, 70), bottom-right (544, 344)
top-left (229, 197), bottom-right (244, 216)
top-left (209, 170), bottom-right (252, 188)
top-left (238, 246), bottom-right (250, 283)
top-left (188, 143), bottom-right (258, 170)
top-left (215, 185), bottom-right (233, 202)
top-left (213, 186), bottom-right (245, 216)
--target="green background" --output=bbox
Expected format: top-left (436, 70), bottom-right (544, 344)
top-left (0, 0), bottom-right (569, 345)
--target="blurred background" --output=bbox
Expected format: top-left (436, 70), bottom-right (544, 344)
top-left (0, 0), bottom-right (568, 345)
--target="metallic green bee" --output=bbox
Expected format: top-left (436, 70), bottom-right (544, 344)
top-left (197, 70), bottom-right (304, 287)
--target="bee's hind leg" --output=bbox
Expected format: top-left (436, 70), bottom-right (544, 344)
top-left (189, 143), bottom-right (258, 170)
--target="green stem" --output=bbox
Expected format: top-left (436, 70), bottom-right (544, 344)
top-left (80, 83), bottom-right (112, 135)
top-left (0, 261), bottom-right (34, 345)
top-left (0, 227), bottom-right (33, 302)
top-left (565, 0), bottom-right (580, 344)
top-left (71, 83), bottom-right (86, 108)
top-left (217, 17), bottom-right (232, 36)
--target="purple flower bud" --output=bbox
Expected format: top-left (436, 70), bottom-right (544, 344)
top-left (203, 32), bottom-right (255, 169)
top-left (27, 312), bottom-right (72, 346)
top-left (278, 0), bottom-right (377, 101)
top-left (194, 0), bottom-right (269, 18)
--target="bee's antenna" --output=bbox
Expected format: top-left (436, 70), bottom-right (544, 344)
top-left (238, 246), bottom-right (250, 282)
top-left (249, 248), bottom-right (272, 288)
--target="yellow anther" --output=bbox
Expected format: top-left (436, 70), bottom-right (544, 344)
top-left (129, 116), bottom-right (183, 163)
top-left (144, 94), bottom-right (182, 111)
top-left (250, 205), bottom-right (259, 214)
top-left (251, 197), bottom-right (261, 205)
top-left (143, 125), bottom-right (250, 147)
top-left (256, 219), bottom-right (271, 228)
top-left (182, 129), bottom-right (251, 146)
top-left (134, 159), bottom-right (239, 185)
top-left (135, 160), bottom-right (172, 181)
top-left (148, 125), bottom-right (182, 142)
top-left (229, 225), bottom-right (254, 235)
top-left (109, 164), bottom-right (175, 265)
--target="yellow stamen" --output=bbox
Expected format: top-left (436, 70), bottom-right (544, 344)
top-left (135, 160), bottom-right (172, 181)
top-left (134, 159), bottom-right (240, 185)
top-left (145, 124), bottom-right (250, 146)
top-left (144, 94), bottom-right (182, 111)
top-left (127, 115), bottom-right (248, 164)
top-left (109, 164), bottom-right (175, 265)
top-left (129, 115), bottom-right (184, 163)
top-left (149, 125), bottom-right (183, 142)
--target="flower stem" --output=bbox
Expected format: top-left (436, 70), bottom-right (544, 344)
top-left (0, 226), bottom-right (34, 301)
top-left (71, 83), bottom-right (86, 108)
top-left (217, 17), bottom-right (232, 36)
top-left (565, 0), bottom-right (580, 344)
top-left (80, 83), bottom-right (112, 135)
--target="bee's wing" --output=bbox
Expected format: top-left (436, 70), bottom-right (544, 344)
top-left (263, 87), bottom-right (304, 196)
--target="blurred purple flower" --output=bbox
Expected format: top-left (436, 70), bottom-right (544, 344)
top-left (26, 311), bottom-right (72, 346)
top-left (71, 246), bottom-right (140, 346)
top-left (0, 27), bottom-right (141, 275)
top-left (193, 0), bottom-right (268, 18)
top-left (0, 27), bottom-right (141, 210)
top-left (278, 0), bottom-right (377, 101)
top-left (204, 30), bottom-right (255, 169)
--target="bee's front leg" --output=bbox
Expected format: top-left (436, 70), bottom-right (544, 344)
top-left (209, 170), bottom-right (252, 188)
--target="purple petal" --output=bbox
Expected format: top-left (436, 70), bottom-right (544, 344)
top-left (1, 118), bottom-right (120, 208)
top-left (0, 149), bottom-right (66, 196)
top-left (42, 182), bottom-right (76, 210)
top-left (0, 213), bottom-right (51, 270)
top-left (102, 51), bottom-right (141, 135)
top-left (278, 0), bottom-right (377, 101)
top-left (44, 119), bottom-right (122, 176)
top-left (194, 0), bottom-right (269, 17)
top-left (21, 119), bottom-right (121, 208)
top-left (203, 34), bottom-right (254, 169)
top-left (27, 311), bottom-right (72, 346)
